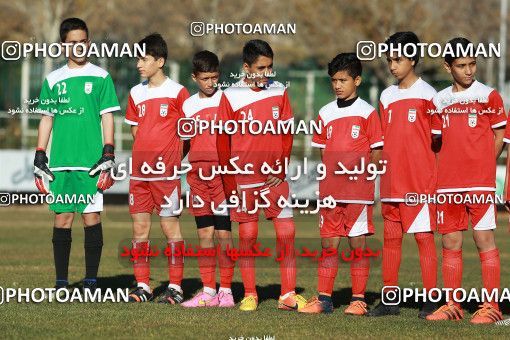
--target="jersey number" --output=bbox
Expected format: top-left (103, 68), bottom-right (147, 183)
top-left (56, 82), bottom-right (67, 95)
top-left (442, 114), bottom-right (450, 128)
top-left (240, 109), bottom-right (254, 121)
top-left (137, 104), bottom-right (146, 118)
top-left (437, 210), bottom-right (444, 225)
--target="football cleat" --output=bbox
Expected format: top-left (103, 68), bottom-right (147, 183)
top-left (181, 291), bottom-right (216, 307)
top-left (216, 291), bottom-right (235, 307)
top-left (128, 287), bottom-right (153, 302)
top-left (299, 296), bottom-right (334, 314)
top-left (425, 301), bottom-right (463, 321)
top-left (470, 303), bottom-right (503, 324)
top-left (278, 292), bottom-right (307, 311)
top-left (157, 287), bottom-right (184, 304)
top-left (344, 300), bottom-right (368, 316)
top-left (239, 295), bottom-right (258, 311)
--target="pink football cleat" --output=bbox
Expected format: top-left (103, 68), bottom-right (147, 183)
top-left (181, 291), bottom-right (216, 308)
top-left (217, 291), bottom-right (235, 307)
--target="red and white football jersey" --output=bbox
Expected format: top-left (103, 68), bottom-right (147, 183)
top-left (182, 89), bottom-right (222, 164)
top-left (379, 78), bottom-right (437, 201)
top-left (124, 77), bottom-right (190, 180)
top-left (431, 80), bottom-right (506, 193)
top-left (311, 97), bottom-right (383, 203)
top-left (217, 80), bottom-right (293, 188)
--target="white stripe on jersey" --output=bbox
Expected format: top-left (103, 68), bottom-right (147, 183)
top-left (223, 80), bottom-right (286, 112)
top-left (46, 62), bottom-right (109, 89)
top-left (318, 97), bottom-right (375, 126)
top-left (129, 77), bottom-right (184, 105)
top-left (379, 78), bottom-right (436, 110)
top-left (433, 80), bottom-right (493, 112)
top-left (182, 90), bottom-right (223, 118)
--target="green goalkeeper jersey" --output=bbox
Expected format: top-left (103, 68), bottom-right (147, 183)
top-left (37, 62), bottom-right (120, 170)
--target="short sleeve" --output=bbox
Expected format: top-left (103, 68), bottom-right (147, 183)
top-left (124, 94), bottom-right (138, 126)
top-left (218, 92), bottom-right (234, 121)
top-left (280, 89), bottom-right (293, 121)
top-left (311, 114), bottom-right (326, 148)
top-left (503, 115), bottom-right (510, 144)
top-left (487, 90), bottom-right (507, 129)
top-left (366, 110), bottom-right (383, 149)
top-left (99, 74), bottom-right (121, 115)
top-left (379, 101), bottom-right (387, 134)
top-left (176, 87), bottom-right (190, 118)
top-left (37, 78), bottom-right (56, 116)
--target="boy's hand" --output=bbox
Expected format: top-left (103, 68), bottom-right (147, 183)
top-left (265, 175), bottom-right (283, 188)
top-left (33, 149), bottom-right (54, 194)
top-left (97, 170), bottom-right (115, 191)
top-left (89, 144), bottom-right (115, 176)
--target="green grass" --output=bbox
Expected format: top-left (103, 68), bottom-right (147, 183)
top-left (1, 205), bottom-right (510, 339)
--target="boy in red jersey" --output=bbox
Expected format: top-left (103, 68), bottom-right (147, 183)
top-left (180, 50), bottom-right (235, 308)
top-left (299, 53), bottom-right (383, 315)
top-left (216, 39), bottom-right (306, 311)
top-left (367, 32), bottom-right (439, 319)
top-left (124, 33), bottom-right (189, 303)
top-left (426, 37), bottom-right (505, 324)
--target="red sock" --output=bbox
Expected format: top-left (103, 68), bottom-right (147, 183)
top-left (414, 232), bottom-right (438, 291)
top-left (442, 248), bottom-right (463, 307)
top-left (167, 240), bottom-right (184, 287)
top-left (351, 247), bottom-right (370, 297)
top-left (132, 240), bottom-right (150, 287)
top-left (382, 220), bottom-right (402, 287)
top-left (317, 247), bottom-right (339, 295)
top-left (239, 222), bottom-right (258, 296)
top-left (479, 248), bottom-right (500, 309)
top-left (274, 218), bottom-right (296, 296)
top-left (218, 247), bottom-right (234, 289)
top-left (197, 247), bottom-right (216, 290)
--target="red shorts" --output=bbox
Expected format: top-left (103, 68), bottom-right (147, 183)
top-left (230, 181), bottom-right (293, 223)
top-left (186, 165), bottom-right (227, 217)
top-left (436, 191), bottom-right (496, 234)
top-left (319, 203), bottom-right (374, 238)
top-left (129, 179), bottom-right (181, 217)
top-left (381, 202), bottom-right (436, 233)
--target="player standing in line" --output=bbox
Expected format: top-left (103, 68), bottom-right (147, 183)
top-left (426, 37), bottom-right (505, 324)
top-left (299, 53), bottom-right (383, 315)
top-left (180, 50), bottom-right (235, 308)
top-left (216, 39), bottom-right (306, 311)
top-left (367, 32), bottom-right (439, 319)
top-left (34, 17), bottom-right (119, 292)
top-left (495, 106), bottom-right (510, 326)
top-left (124, 33), bottom-right (190, 303)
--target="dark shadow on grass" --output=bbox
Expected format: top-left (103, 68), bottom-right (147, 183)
top-left (152, 278), bottom-right (203, 299)
top-left (331, 288), bottom-right (380, 308)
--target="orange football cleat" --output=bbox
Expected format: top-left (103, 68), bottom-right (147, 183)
top-left (470, 303), bottom-right (503, 324)
top-left (344, 300), bottom-right (368, 316)
top-left (425, 301), bottom-right (464, 321)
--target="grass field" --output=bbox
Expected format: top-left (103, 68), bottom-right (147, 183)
top-left (1, 205), bottom-right (510, 339)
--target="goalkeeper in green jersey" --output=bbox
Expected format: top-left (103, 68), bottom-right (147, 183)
top-left (34, 17), bottom-right (120, 292)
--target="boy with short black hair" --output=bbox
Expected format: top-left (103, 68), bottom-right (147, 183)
top-left (34, 17), bottom-right (119, 292)
top-left (300, 53), bottom-right (383, 315)
top-left (180, 50), bottom-right (235, 308)
top-left (124, 33), bottom-right (190, 303)
top-left (426, 37), bottom-right (505, 324)
top-left (368, 31), bottom-right (439, 319)
top-left (216, 39), bottom-right (306, 311)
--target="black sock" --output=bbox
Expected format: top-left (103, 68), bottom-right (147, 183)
top-left (318, 294), bottom-right (332, 303)
top-left (52, 227), bottom-right (72, 285)
top-left (351, 296), bottom-right (365, 302)
top-left (84, 223), bottom-right (103, 280)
